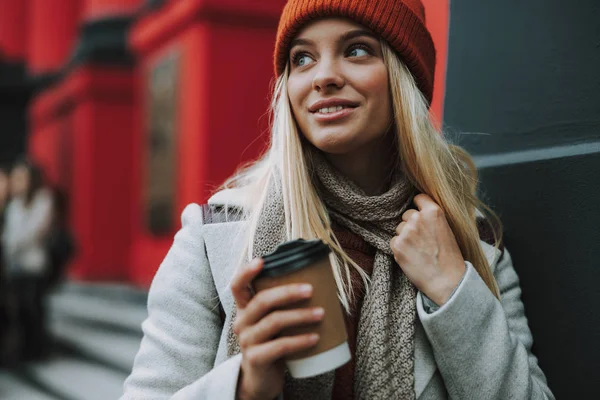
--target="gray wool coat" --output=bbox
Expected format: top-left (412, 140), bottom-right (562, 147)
top-left (121, 190), bottom-right (554, 400)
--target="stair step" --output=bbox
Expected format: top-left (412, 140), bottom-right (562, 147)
top-left (56, 282), bottom-right (148, 306)
top-left (0, 371), bottom-right (59, 400)
top-left (49, 316), bottom-right (141, 374)
top-left (49, 291), bottom-right (147, 335)
top-left (19, 355), bottom-right (127, 400)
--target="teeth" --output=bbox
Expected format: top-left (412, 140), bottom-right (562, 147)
top-left (318, 105), bottom-right (346, 114)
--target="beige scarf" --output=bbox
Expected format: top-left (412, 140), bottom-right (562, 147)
top-left (227, 152), bottom-right (418, 399)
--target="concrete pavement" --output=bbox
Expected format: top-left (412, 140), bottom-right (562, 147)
top-left (0, 282), bottom-right (148, 400)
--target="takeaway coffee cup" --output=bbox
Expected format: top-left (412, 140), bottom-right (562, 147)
top-left (252, 239), bottom-right (351, 378)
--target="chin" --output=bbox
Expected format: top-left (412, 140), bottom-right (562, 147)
top-left (307, 131), bottom-right (362, 155)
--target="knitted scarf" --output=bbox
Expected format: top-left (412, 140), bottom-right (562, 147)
top-left (227, 152), bottom-right (418, 399)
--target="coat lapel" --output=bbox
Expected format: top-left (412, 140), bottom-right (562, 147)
top-left (203, 221), bottom-right (248, 315)
top-left (414, 319), bottom-right (437, 397)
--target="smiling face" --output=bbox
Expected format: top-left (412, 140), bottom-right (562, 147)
top-left (10, 165), bottom-right (29, 198)
top-left (286, 18), bottom-right (393, 156)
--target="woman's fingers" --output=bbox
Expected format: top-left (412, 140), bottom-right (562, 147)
top-left (244, 333), bottom-right (320, 368)
top-left (395, 221), bottom-right (406, 236)
top-left (402, 209), bottom-right (418, 223)
top-left (231, 258), bottom-right (264, 309)
top-left (234, 284), bottom-right (313, 332)
top-left (413, 193), bottom-right (437, 212)
top-left (238, 307), bottom-right (324, 349)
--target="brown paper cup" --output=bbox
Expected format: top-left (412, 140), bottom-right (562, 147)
top-left (252, 239), bottom-right (351, 378)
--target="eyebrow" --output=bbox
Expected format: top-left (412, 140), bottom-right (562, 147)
top-left (289, 29), bottom-right (378, 50)
top-left (340, 29), bottom-right (378, 43)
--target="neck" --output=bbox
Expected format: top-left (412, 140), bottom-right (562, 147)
top-left (325, 136), bottom-right (397, 196)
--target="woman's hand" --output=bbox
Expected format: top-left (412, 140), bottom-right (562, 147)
top-left (231, 258), bottom-right (323, 400)
top-left (390, 194), bottom-right (466, 306)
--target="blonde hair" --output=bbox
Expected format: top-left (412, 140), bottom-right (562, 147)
top-left (222, 40), bottom-right (501, 313)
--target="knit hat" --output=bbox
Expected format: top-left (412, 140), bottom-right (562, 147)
top-left (274, 0), bottom-right (436, 105)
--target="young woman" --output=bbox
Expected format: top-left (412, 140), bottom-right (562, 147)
top-left (123, 1), bottom-right (554, 399)
top-left (1, 158), bottom-right (53, 360)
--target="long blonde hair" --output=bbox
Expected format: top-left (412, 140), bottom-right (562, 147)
top-left (222, 40), bottom-right (501, 313)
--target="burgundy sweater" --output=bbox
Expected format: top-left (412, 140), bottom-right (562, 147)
top-left (331, 228), bottom-right (376, 400)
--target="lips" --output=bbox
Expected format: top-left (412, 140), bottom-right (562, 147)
top-left (309, 98), bottom-right (359, 114)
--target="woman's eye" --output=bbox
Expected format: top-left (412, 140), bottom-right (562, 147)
top-left (348, 46), bottom-right (370, 58)
top-left (293, 53), bottom-right (314, 67)
top-left (298, 55), bottom-right (312, 66)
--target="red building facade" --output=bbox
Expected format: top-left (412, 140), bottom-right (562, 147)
top-left (0, 0), bottom-right (448, 287)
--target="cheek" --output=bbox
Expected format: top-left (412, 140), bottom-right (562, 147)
top-left (352, 66), bottom-right (392, 121)
top-left (367, 68), bottom-right (391, 110)
top-left (287, 77), bottom-right (310, 115)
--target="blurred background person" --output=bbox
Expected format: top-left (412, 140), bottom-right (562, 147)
top-left (0, 165), bottom-right (17, 367)
top-left (0, 165), bottom-right (8, 247)
top-left (0, 166), bottom-right (9, 277)
top-left (1, 158), bottom-right (54, 361)
top-left (45, 186), bottom-right (75, 291)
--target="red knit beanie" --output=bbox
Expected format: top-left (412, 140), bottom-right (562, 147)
top-left (274, 0), bottom-right (436, 105)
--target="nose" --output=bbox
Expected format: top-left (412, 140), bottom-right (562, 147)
top-left (312, 58), bottom-right (345, 92)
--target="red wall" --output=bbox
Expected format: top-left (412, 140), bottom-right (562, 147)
top-left (27, 0), bottom-right (81, 185)
top-left (28, 0), bottom-right (142, 282)
top-left (69, 68), bottom-right (136, 280)
top-left (0, 0), bottom-right (29, 61)
top-left (30, 67), bottom-right (137, 281)
top-left (84, 0), bottom-right (140, 17)
top-left (128, 0), bottom-right (285, 286)
top-left (28, 0), bottom-right (81, 74)
top-left (11, 0), bottom-right (449, 287)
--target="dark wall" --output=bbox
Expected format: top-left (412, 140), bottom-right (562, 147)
top-left (444, 1), bottom-right (600, 398)
top-left (0, 59), bottom-right (29, 167)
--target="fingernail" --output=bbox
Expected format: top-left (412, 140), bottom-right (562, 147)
top-left (250, 259), bottom-right (261, 270)
top-left (299, 284), bottom-right (313, 295)
top-left (312, 308), bottom-right (324, 318)
top-left (309, 333), bottom-right (319, 342)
